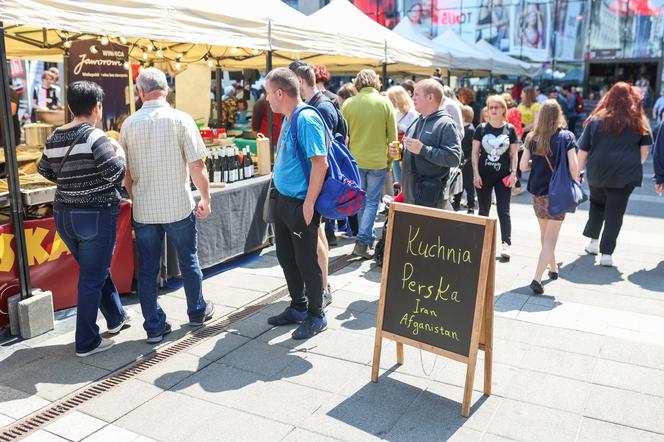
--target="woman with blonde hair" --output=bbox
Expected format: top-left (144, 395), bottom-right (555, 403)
top-left (472, 95), bottom-right (520, 259)
top-left (577, 82), bottom-right (652, 267)
top-left (520, 100), bottom-right (579, 293)
top-left (387, 85), bottom-right (418, 183)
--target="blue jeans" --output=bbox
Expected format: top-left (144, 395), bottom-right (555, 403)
top-left (357, 168), bottom-right (387, 246)
top-left (133, 212), bottom-right (207, 338)
top-left (54, 205), bottom-right (126, 354)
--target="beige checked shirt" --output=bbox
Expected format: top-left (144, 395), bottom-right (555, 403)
top-left (121, 100), bottom-right (207, 224)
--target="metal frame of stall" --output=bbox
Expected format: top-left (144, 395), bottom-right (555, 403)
top-left (0, 22), bottom-right (32, 301)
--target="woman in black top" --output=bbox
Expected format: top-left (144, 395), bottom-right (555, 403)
top-left (472, 94), bottom-right (519, 260)
top-left (577, 82), bottom-right (652, 267)
top-left (520, 100), bottom-right (579, 294)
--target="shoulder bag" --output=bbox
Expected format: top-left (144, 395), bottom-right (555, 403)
top-left (545, 132), bottom-right (588, 215)
top-left (54, 130), bottom-right (87, 177)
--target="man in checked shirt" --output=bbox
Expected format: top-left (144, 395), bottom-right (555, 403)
top-left (121, 67), bottom-right (215, 344)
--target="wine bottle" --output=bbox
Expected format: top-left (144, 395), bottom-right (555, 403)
top-left (244, 147), bottom-right (253, 179)
top-left (206, 150), bottom-right (214, 182)
top-left (213, 150), bottom-right (222, 183)
top-left (237, 147), bottom-right (244, 181)
top-left (222, 148), bottom-right (229, 183)
top-left (228, 148), bottom-right (237, 183)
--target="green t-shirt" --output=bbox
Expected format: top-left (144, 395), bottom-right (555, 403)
top-left (342, 87), bottom-right (397, 170)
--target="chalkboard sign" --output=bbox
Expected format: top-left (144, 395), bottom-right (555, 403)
top-left (371, 203), bottom-right (496, 417)
top-left (381, 210), bottom-right (486, 357)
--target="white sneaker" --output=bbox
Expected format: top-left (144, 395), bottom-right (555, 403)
top-left (585, 240), bottom-right (599, 255)
top-left (600, 254), bottom-right (613, 267)
top-left (108, 308), bottom-right (136, 334)
top-left (76, 338), bottom-right (115, 357)
top-left (501, 243), bottom-right (511, 259)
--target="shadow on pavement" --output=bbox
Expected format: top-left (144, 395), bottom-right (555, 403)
top-left (164, 326), bottom-right (313, 394)
top-left (558, 254), bottom-right (624, 285)
top-left (328, 368), bottom-right (489, 440)
top-left (335, 300), bottom-right (379, 331)
top-left (0, 338), bottom-right (158, 400)
top-left (628, 261), bottom-right (664, 292)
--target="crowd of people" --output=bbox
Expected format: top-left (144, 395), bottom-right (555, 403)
top-left (34, 63), bottom-right (664, 356)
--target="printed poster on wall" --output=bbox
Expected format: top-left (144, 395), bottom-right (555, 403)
top-left (511, 1), bottom-right (550, 61)
top-left (68, 40), bottom-right (129, 131)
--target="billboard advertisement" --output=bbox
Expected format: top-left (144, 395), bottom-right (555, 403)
top-left (354, 0), bottom-right (593, 62)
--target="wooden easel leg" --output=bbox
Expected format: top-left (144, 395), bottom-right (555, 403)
top-left (461, 355), bottom-right (478, 417)
top-left (396, 342), bottom-right (404, 365)
top-left (484, 239), bottom-right (496, 396)
top-left (371, 332), bottom-right (383, 383)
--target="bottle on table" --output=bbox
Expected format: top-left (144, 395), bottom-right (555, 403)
top-left (243, 147), bottom-right (253, 179)
top-left (236, 147), bottom-right (244, 181)
top-left (212, 150), bottom-right (222, 183)
top-left (220, 149), bottom-right (230, 183)
top-left (228, 147), bottom-right (237, 183)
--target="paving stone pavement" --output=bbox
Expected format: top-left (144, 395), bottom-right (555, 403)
top-left (1, 160), bottom-right (663, 441)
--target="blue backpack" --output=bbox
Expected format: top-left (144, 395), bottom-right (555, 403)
top-left (290, 105), bottom-right (365, 220)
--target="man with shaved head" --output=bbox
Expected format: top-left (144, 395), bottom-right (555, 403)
top-left (389, 79), bottom-right (462, 209)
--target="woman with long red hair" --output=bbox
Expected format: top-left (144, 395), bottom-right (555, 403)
top-left (577, 82), bottom-right (652, 267)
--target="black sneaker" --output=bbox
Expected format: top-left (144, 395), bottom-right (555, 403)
top-left (189, 302), bottom-right (215, 326)
top-left (292, 315), bottom-right (328, 340)
top-left (530, 280), bottom-right (544, 294)
top-left (267, 307), bottom-right (308, 326)
top-left (147, 322), bottom-right (172, 344)
top-left (548, 271), bottom-right (559, 280)
top-left (322, 285), bottom-right (333, 309)
top-left (325, 229), bottom-right (338, 247)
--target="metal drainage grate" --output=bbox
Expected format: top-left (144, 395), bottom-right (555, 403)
top-left (0, 253), bottom-right (357, 441)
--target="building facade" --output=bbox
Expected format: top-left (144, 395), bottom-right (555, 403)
top-left (284, 0), bottom-right (664, 100)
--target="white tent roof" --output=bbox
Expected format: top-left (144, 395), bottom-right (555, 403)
top-left (308, 0), bottom-right (442, 74)
top-left (432, 30), bottom-right (500, 74)
top-left (0, 0), bottom-right (385, 69)
top-left (393, 20), bottom-right (489, 73)
top-left (475, 40), bottom-right (540, 76)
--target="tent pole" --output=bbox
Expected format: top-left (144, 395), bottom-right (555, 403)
top-left (63, 50), bottom-right (70, 122)
top-left (128, 63), bottom-right (135, 115)
top-left (215, 65), bottom-right (222, 128)
top-left (266, 50), bottom-right (275, 166)
top-left (382, 62), bottom-right (387, 91)
top-left (447, 71), bottom-right (451, 86)
top-left (0, 22), bottom-right (32, 300)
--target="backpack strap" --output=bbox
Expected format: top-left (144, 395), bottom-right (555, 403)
top-left (290, 104), bottom-right (331, 180)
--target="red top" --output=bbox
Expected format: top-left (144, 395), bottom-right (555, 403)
top-left (507, 108), bottom-right (524, 139)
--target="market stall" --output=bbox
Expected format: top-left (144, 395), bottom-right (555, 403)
top-left (0, 0), bottom-right (448, 331)
top-left (0, 202), bottom-right (134, 326)
top-left (165, 175), bottom-right (270, 278)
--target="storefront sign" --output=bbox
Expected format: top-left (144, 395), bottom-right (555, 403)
top-left (68, 40), bottom-right (129, 130)
top-left (371, 203), bottom-right (496, 417)
top-left (0, 204), bottom-right (134, 327)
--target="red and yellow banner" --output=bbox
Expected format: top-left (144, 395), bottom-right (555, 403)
top-left (0, 203), bottom-right (134, 327)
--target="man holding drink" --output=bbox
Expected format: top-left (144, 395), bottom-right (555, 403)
top-left (389, 79), bottom-right (462, 209)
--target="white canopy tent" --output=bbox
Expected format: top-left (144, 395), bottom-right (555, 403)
top-left (394, 19), bottom-right (490, 74)
top-left (475, 40), bottom-right (540, 77)
top-left (307, 0), bottom-right (442, 75)
top-left (432, 30), bottom-right (515, 75)
top-left (0, 0), bottom-right (390, 70)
